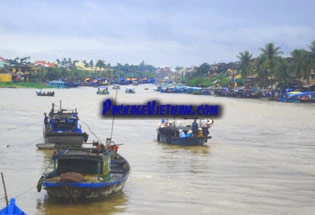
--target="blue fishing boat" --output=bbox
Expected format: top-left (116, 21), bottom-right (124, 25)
top-left (0, 198), bottom-right (26, 215)
top-left (36, 141), bottom-right (130, 203)
top-left (36, 101), bottom-right (89, 149)
top-left (278, 91), bottom-right (315, 103)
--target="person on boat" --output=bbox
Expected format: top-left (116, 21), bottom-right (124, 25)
top-left (168, 120), bottom-right (173, 127)
top-left (197, 128), bottom-right (203, 137)
top-left (207, 118), bottom-right (214, 136)
top-left (178, 129), bottom-right (186, 138)
top-left (200, 118), bottom-right (208, 136)
top-left (44, 113), bottom-right (49, 131)
top-left (186, 130), bottom-right (192, 137)
top-left (191, 119), bottom-right (198, 137)
top-left (93, 141), bottom-right (106, 152)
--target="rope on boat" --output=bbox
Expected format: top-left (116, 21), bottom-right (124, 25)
top-left (83, 122), bottom-right (102, 143)
top-left (64, 186), bottom-right (80, 204)
top-left (0, 120), bottom-right (42, 131)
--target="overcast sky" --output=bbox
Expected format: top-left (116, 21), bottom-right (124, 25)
top-left (1, 0), bottom-right (314, 67)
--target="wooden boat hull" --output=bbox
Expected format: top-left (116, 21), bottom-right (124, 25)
top-left (44, 178), bottom-right (128, 200)
top-left (157, 132), bottom-right (209, 146)
top-left (36, 92), bottom-right (55, 96)
top-left (44, 132), bottom-right (88, 147)
top-left (96, 92), bottom-right (109, 95)
top-left (36, 143), bottom-right (56, 149)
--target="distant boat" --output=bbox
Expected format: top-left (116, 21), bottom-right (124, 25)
top-left (36, 90), bottom-right (55, 96)
top-left (48, 80), bottom-right (80, 88)
top-left (37, 101), bottom-right (89, 149)
top-left (0, 198), bottom-right (26, 215)
top-left (37, 142), bottom-right (130, 203)
top-left (278, 91), bottom-right (315, 103)
top-left (112, 84), bottom-right (120, 90)
top-left (125, 87), bottom-right (135, 94)
top-left (96, 86), bottom-right (109, 95)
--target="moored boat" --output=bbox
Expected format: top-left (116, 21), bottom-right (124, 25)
top-left (96, 86), bottom-right (109, 95)
top-left (37, 141), bottom-right (130, 203)
top-left (125, 87), bottom-right (135, 93)
top-left (112, 84), bottom-right (120, 90)
top-left (38, 101), bottom-right (89, 149)
top-left (278, 91), bottom-right (315, 103)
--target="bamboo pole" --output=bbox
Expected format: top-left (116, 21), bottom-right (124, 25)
top-left (1, 172), bottom-right (8, 206)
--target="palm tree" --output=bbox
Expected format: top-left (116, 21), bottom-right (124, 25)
top-left (259, 43), bottom-right (283, 61)
top-left (274, 57), bottom-right (290, 89)
top-left (259, 43), bottom-right (283, 87)
top-left (237, 50), bottom-right (253, 79)
top-left (290, 49), bottom-right (308, 80)
top-left (89, 60), bottom-right (94, 68)
top-left (255, 54), bottom-right (271, 88)
top-left (308, 40), bottom-right (315, 82)
top-left (95, 59), bottom-right (106, 73)
top-left (309, 40), bottom-right (315, 53)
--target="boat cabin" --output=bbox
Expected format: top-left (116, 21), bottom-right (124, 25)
top-left (53, 149), bottom-right (112, 181)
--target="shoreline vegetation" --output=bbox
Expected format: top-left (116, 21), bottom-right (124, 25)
top-left (0, 82), bottom-right (52, 89)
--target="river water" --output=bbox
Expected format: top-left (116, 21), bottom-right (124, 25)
top-left (0, 85), bottom-right (314, 215)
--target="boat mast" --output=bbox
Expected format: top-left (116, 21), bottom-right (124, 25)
top-left (109, 90), bottom-right (118, 145)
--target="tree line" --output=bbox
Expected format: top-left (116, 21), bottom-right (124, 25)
top-left (7, 40), bottom-right (315, 89)
top-left (183, 40), bottom-right (315, 90)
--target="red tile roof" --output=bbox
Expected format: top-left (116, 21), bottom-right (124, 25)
top-left (0, 57), bottom-right (8, 63)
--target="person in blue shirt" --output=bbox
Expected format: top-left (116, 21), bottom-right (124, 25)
top-left (178, 129), bottom-right (186, 138)
top-left (186, 130), bottom-right (192, 137)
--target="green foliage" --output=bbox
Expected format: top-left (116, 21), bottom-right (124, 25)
top-left (0, 82), bottom-right (51, 89)
top-left (237, 50), bottom-right (253, 78)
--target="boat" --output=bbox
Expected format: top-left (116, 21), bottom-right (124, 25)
top-left (48, 80), bottom-right (80, 88)
top-left (125, 87), bottom-right (135, 94)
top-left (112, 84), bottom-right (120, 90)
top-left (278, 91), bottom-right (315, 103)
top-left (300, 92), bottom-right (315, 102)
top-left (156, 119), bottom-right (213, 146)
top-left (0, 198), bottom-right (26, 215)
top-left (36, 90), bottom-right (55, 96)
top-left (36, 141), bottom-right (130, 203)
top-left (96, 86), bottom-right (109, 95)
top-left (37, 101), bottom-right (89, 149)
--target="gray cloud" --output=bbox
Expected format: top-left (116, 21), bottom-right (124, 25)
top-left (1, 0), bottom-right (314, 67)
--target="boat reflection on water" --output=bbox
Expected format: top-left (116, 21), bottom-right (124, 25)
top-left (36, 189), bottom-right (129, 214)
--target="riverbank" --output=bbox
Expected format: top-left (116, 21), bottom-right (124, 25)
top-left (0, 82), bottom-right (52, 89)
